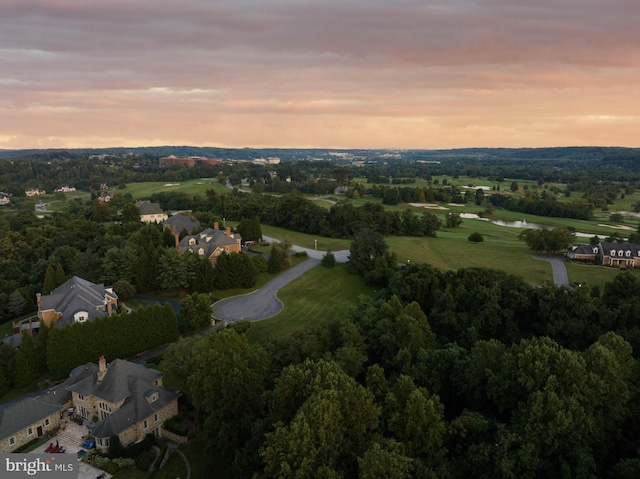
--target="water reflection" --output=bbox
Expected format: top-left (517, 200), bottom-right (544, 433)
top-left (458, 213), bottom-right (597, 238)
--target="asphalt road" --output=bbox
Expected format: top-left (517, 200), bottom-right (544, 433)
top-left (532, 254), bottom-right (569, 286)
top-left (211, 257), bottom-right (321, 322)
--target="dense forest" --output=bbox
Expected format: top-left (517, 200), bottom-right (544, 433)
top-left (161, 258), bottom-right (640, 479)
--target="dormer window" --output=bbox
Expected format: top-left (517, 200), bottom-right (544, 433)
top-left (189, 238), bottom-right (196, 245)
top-left (611, 250), bottom-right (616, 256)
top-left (144, 390), bottom-right (159, 404)
top-left (198, 248), bottom-right (205, 256)
top-left (619, 250), bottom-right (624, 256)
top-left (593, 247), bottom-right (598, 254)
top-left (626, 250), bottom-right (631, 257)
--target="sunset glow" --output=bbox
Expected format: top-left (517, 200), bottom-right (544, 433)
top-left (1, 0), bottom-right (639, 150)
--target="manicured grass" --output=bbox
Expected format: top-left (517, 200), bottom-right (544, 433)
top-left (260, 224), bottom-right (351, 251)
top-left (247, 263), bottom-right (375, 346)
top-left (111, 467), bottom-right (149, 479)
top-left (118, 178), bottom-right (227, 200)
top-left (564, 261), bottom-right (640, 290)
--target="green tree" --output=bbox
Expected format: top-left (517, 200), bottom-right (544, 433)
top-left (468, 231), bottom-right (484, 243)
top-left (321, 250), bottom-right (337, 267)
top-left (178, 292), bottom-right (212, 332)
top-left (157, 247), bottom-right (191, 291)
top-left (42, 264), bottom-right (57, 295)
top-left (445, 213), bottom-right (462, 228)
top-left (8, 290), bottom-right (26, 317)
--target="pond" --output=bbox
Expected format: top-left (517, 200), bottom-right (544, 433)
top-left (458, 213), bottom-right (603, 239)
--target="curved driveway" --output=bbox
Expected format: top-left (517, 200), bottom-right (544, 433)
top-left (212, 239), bottom-right (350, 322)
top-left (532, 254), bottom-right (569, 286)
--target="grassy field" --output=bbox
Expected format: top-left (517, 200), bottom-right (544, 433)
top-left (260, 224), bottom-right (352, 251)
top-left (246, 263), bottom-right (375, 346)
top-left (118, 178), bottom-right (228, 199)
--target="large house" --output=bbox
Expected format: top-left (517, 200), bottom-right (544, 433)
top-left (567, 242), bottom-right (640, 268)
top-left (163, 214), bottom-right (201, 236)
top-left (0, 357), bottom-right (180, 453)
top-left (178, 222), bottom-right (241, 262)
top-left (0, 192), bottom-right (10, 205)
top-left (67, 357), bottom-right (180, 451)
top-left (135, 200), bottom-right (168, 224)
top-left (25, 188), bottom-right (46, 197)
top-left (37, 276), bottom-right (118, 328)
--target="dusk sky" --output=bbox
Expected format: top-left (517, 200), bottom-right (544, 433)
top-left (1, 0), bottom-right (639, 150)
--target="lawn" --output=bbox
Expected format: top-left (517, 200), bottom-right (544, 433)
top-left (260, 224), bottom-right (352, 252)
top-left (118, 178), bottom-right (228, 200)
top-left (246, 263), bottom-right (375, 346)
top-left (150, 438), bottom-right (223, 479)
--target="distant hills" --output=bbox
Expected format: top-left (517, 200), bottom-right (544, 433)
top-left (0, 145), bottom-right (638, 161)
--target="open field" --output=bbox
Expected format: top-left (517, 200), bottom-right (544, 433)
top-left (260, 224), bottom-right (352, 252)
top-left (118, 178), bottom-right (228, 199)
top-left (246, 263), bottom-right (374, 346)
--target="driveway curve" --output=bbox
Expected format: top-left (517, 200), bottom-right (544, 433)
top-left (212, 237), bottom-right (350, 322)
top-left (532, 254), bottom-right (569, 286)
top-left (212, 258), bottom-right (321, 322)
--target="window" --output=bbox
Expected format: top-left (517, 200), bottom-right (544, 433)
top-left (198, 248), bottom-right (205, 256)
top-left (144, 420), bottom-right (148, 429)
top-left (28, 428), bottom-right (33, 435)
top-left (189, 238), bottom-right (196, 245)
top-left (154, 413), bottom-right (158, 423)
top-left (78, 394), bottom-right (84, 400)
top-left (626, 250), bottom-right (631, 257)
top-left (45, 419), bottom-right (50, 426)
top-left (611, 250), bottom-right (616, 256)
top-left (619, 250), bottom-right (624, 256)
top-left (9, 437), bottom-right (15, 445)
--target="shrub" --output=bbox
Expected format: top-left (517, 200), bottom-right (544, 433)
top-left (321, 251), bottom-right (336, 267)
top-left (468, 232), bottom-right (484, 243)
top-left (165, 419), bottom-right (189, 437)
top-left (135, 450), bottom-right (157, 471)
top-left (252, 254), bottom-right (268, 273)
top-left (293, 251), bottom-right (308, 257)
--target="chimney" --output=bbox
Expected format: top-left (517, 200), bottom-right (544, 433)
top-left (36, 293), bottom-right (41, 304)
top-left (174, 233), bottom-right (179, 249)
top-left (214, 221), bottom-right (219, 230)
top-left (97, 356), bottom-right (107, 382)
top-left (226, 226), bottom-right (231, 238)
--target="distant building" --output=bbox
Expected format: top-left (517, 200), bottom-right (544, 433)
top-left (25, 188), bottom-right (46, 197)
top-left (567, 241), bottom-right (640, 268)
top-left (54, 185), bottom-right (76, 193)
top-left (135, 200), bottom-right (168, 223)
top-left (0, 192), bottom-right (10, 205)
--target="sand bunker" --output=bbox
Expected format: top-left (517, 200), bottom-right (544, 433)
top-left (163, 183), bottom-right (180, 187)
top-left (409, 203), bottom-right (450, 210)
top-left (598, 224), bottom-right (636, 231)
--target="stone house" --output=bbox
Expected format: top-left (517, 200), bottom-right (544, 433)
top-left (0, 357), bottom-right (180, 453)
top-left (67, 357), bottom-right (180, 451)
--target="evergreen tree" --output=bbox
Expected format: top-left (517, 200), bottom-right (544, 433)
top-left (42, 264), bottom-right (57, 294)
top-left (54, 263), bottom-right (66, 287)
top-left (15, 332), bottom-right (39, 387)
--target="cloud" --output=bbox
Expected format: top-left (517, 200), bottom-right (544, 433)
top-left (0, 0), bottom-right (639, 148)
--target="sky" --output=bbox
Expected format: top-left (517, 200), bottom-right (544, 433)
top-left (1, 0), bottom-right (639, 150)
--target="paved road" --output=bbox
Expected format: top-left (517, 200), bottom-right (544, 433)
top-left (210, 237), bottom-right (350, 322)
top-left (212, 257), bottom-right (321, 322)
top-left (532, 254), bottom-right (569, 286)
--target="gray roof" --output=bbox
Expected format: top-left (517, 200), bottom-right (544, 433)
top-left (66, 359), bottom-right (179, 439)
top-left (568, 244), bottom-right (598, 255)
top-left (0, 381), bottom-right (71, 441)
top-left (135, 200), bottom-right (164, 216)
top-left (600, 242), bottom-right (640, 257)
top-left (38, 276), bottom-right (117, 328)
top-left (163, 214), bottom-right (200, 234)
top-left (179, 227), bottom-right (240, 258)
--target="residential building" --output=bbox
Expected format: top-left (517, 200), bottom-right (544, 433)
top-left (178, 222), bottom-right (241, 262)
top-left (67, 357), bottom-right (180, 451)
top-left (567, 242), bottom-right (640, 268)
top-left (54, 185), bottom-right (76, 193)
top-left (135, 200), bottom-right (168, 223)
top-left (0, 192), bottom-right (10, 205)
top-left (0, 357), bottom-right (180, 453)
top-left (25, 188), bottom-right (46, 197)
top-left (163, 214), bottom-right (201, 236)
top-left (37, 276), bottom-right (118, 328)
